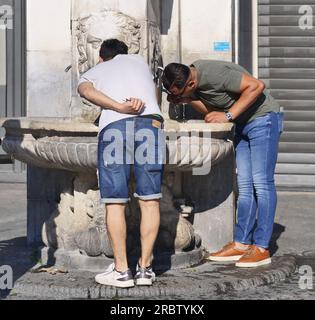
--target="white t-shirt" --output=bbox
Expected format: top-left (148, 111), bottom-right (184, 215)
top-left (78, 54), bottom-right (163, 132)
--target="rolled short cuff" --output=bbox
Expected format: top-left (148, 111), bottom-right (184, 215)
top-left (133, 193), bottom-right (163, 201)
top-left (253, 243), bottom-right (269, 249)
top-left (100, 198), bottom-right (130, 204)
top-left (234, 239), bottom-right (252, 246)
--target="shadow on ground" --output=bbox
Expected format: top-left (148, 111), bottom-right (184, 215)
top-left (0, 237), bottom-right (37, 299)
top-left (270, 223), bottom-right (286, 256)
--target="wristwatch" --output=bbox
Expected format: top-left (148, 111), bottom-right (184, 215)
top-left (225, 111), bottom-right (234, 122)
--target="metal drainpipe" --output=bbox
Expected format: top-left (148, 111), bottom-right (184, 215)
top-left (252, 0), bottom-right (259, 78)
top-left (178, 0), bottom-right (183, 64)
top-left (146, 1), bottom-right (150, 66)
top-left (233, 0), bottom-right (240, 64)
top-left (178, 0), bottom-right (184, 198)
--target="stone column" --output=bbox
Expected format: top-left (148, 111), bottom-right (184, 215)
top-left (26, 0), bottom-right (73, 245)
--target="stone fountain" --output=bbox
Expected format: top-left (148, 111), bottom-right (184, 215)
top-left (0, 0), bottom-right (235, 272)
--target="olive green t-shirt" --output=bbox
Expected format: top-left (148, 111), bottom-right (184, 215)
top-left (191, 60), bottom-right (280, 124)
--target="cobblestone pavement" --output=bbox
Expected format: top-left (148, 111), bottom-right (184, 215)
top-left (0, 255), bottom-right (297, 299)
top-left (0, 184), bottom-right (315, 300)
top-left (3, 270), bottom-right (315, 300)
top-left (121, 273), bottom-right (315, 300)
top-left (164, 273), bottom-right (315, 300)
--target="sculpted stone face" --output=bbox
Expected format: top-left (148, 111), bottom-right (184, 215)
top-left (77, 10), bottom-right (141, 74)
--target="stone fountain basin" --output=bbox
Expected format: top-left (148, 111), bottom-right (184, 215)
top-left (0, 117), bottom-right (234, 173)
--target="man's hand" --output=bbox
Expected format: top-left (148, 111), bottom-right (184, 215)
top-left (78, 82), bottom-right (145, 115)
top-left (119, 98), bottom-right (145, 114)
top-left (205, 112), bottom-right (229, 123)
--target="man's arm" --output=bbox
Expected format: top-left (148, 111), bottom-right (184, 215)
top-left (166, 95), bottom-right (215, 116)
top-left (205, 74), bottom-right (265, 123)
top-left (78, 82), bottom-right (145, 114)
top-left (190, 100), bottom-right (213, 115)
top-left (228, 74), bottom-right (265, 120)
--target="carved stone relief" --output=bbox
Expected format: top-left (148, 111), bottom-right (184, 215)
top-left (76, 10), bottom-right (142, 75)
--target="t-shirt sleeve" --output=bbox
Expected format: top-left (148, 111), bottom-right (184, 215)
top-left (77, 69), bottom-right (97, 88)
top-left (220, 67), bottom-right (243, 93)
top-left (206, 65), bottom-right (243, 93)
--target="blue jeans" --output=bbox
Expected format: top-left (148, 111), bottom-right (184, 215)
top-left (234, 112), bottom-right (284, 249)
top-left (98, 117), bottom-right (165, 204)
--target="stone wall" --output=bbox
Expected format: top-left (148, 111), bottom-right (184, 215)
top-left (160, 0), bottom-right (233, 115)
top-left (161, 0), bottom-right (233, 66)
top-left (26, 0), bottom-right (72, 118)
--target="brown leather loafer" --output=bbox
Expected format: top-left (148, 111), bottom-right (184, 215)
top-left (205, 242), bottom-right (250, 262)
top-left (235, 245), bottom-right (272, 268)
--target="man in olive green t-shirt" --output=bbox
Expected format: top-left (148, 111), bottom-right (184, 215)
top-left (162, 60), bottom-right (283, 268)
top-left (163, 60), bottom-right (280, 124)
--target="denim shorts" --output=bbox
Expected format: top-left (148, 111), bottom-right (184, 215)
top-left (98, 117), bottom-right (165, 204)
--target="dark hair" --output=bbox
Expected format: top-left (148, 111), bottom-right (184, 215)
top-left (99, 39), bottom-right (128, 61)
top-left (162, 63), bottom-right (191, 91)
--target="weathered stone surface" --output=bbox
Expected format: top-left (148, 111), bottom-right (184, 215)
top-left (183, 149), bottom-right (236, 251)
top-left (37, 170), bottom-right (199, 268)
top-left (76, 10), bottom-right (141, 74)
top-left (70, 97), bottom-right (102, 124)
top-left (0, 118), bottom-right (234, 173)
top-left (41, 192), bottom-right (76, 250)
top-left (8, 256), bottom-right (297, 299)
top-left (41, 173), bottom-right (111, 256)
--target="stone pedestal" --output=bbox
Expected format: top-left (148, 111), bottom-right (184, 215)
top-left (183, 150), bottom-right (236, 251)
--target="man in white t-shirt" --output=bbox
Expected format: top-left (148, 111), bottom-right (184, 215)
top-left (78, 39), bottom-right (164, 288)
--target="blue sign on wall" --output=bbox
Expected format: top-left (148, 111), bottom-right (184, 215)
top-left (214, 42), bottom-right (231, 52)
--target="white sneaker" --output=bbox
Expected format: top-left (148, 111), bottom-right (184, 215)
top-left (95, 263), bottom-right (135, 288)
top-left (135, 264), bottom-right (156, 286)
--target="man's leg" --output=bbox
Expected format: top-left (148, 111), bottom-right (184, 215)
top-left (106, 204), bottom-right (128, 272)
top-left (138, 200), bottom-right (161, 268)
top-left (236, 112), bottom-right (282, 268)
top-left (134, 117), bottom-right (164, 268)
top-left (250, 112), bottom-right (282, 249)
top-left (234, 131), bottom-right (258, 246)
top-left (95, 201), bottom-right (134, 287)
top-left (133, 117), bottom-right (164, 285)
top-left (95, 119), bottom-right (134, 287)
top-left (207, 126), bottom-right (255, 261)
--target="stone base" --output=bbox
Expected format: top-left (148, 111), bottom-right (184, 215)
top-left (182, 150), bottom-right (236, 251)
top-left (296, 250), bottom-right (315, 269)
top-left (39, 246), bottom-right (205, 273)
top-left (11, 255), bottom-right (297, 299)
